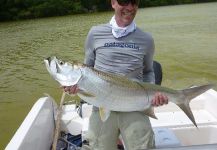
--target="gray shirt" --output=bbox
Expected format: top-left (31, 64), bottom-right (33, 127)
top-left (84, 23), bottom-right (155, 83)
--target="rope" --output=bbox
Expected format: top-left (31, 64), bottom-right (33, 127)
top-left (52, 92), bottom-right (66, 150)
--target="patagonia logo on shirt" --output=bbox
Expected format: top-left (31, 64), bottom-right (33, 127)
top-left (104, 42), bottom-right (139, 50)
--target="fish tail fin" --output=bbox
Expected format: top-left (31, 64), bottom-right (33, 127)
top-left (177, 103), bottom-right (198, 128)
top-left (177, 84), bottom-right (214, 127)
top-left (182, 84), bottom-right (214, 101)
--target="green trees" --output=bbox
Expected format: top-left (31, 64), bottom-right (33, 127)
top-left (0, 0), bottom-right (82, 20)
top-left (0, 0), bottom-right (216, 21)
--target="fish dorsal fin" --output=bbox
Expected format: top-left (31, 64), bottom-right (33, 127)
top-left (99, 107), bottom-right (111, 122)
top-left (144, 107), bottom-right (157, 119)
top-left (89, 67), bottom-right (144, 89)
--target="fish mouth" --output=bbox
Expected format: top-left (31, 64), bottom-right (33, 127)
top-left (45, 56), bottom-right (57, 66)
top-left (45, 57), bottom-right (51, 66)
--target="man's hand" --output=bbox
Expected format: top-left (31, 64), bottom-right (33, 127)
top-left (151, 92), bottom-right (168, 107)
top-left (62, 85), bottom-right (79, 95)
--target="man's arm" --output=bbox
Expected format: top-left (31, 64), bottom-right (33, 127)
top-left (143, 34), bottom-right (155, 84)
top-left (84, 27), bottom-right (95, 67)
top-left (142, 35), bottom-right (168, 106)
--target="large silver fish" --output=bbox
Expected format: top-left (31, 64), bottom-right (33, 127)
top-left (44, 56), bottom-right (213, 127)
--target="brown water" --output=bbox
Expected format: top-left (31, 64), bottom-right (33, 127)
top-left (1, 2), bottom-right (217, 148)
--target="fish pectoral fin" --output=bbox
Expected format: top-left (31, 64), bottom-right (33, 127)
top-left (99, 107), bottom-right (111, 122)
top-left (78, 89), bottom-right (95, 97)
top-left (144, 107), bottom-right (157, 119)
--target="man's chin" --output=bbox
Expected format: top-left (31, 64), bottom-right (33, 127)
top-left (122, 20), bottom-right (133, 26)
top-left (123, 16), bottom-right (134, 23)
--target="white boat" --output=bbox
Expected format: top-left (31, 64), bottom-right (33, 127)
top-left (5, 89), bottom-right (217, 150)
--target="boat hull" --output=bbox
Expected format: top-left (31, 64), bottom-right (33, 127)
top-left (5, 97), bottom-right (56, 150)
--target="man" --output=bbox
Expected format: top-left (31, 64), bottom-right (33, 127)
top-left (64, 0), bottom-right (168, 149)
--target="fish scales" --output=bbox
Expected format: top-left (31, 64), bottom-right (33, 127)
top-left (78, 67), bottom-right (150, 111)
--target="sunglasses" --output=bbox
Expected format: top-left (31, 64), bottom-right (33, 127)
top-left (117, 0), bottom-right (140, 6)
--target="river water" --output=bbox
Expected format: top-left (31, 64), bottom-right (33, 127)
top-left (0, 2), bottom-right (217, 148)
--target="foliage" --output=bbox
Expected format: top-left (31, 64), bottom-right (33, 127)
top-left (0, 0), bottom-right (217, 21)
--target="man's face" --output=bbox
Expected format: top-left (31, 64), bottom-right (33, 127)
top-left (111, 0), bottom-right (139, 27)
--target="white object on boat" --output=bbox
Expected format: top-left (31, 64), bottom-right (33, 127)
top-left (153, 128), bottom-right (181, 148)
top-left (6, 89), bottom-right (217, 150)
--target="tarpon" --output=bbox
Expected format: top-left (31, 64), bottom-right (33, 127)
top-left (44, 56), bottom-right (213, 127)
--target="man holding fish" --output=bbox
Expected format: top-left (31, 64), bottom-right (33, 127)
top-left (44, 1), bottom-right (212, 149)
top-left (64, 0), bottom-right (169, 149)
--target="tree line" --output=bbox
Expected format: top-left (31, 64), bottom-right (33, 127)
top-left (0, 0), bottom-right (216, 21)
